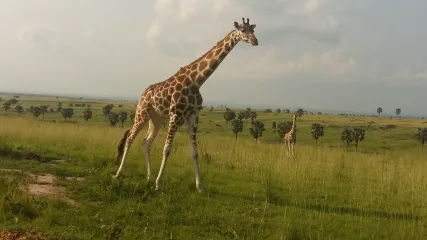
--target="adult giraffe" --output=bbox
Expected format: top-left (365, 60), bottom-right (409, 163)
top-left (284, 114), bottom-right (297, 157)
top-left (113, 18), bottom-right (259, 193)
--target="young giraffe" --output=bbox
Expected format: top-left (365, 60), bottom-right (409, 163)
top-left (113, 18), bottom-right (259, 193)
top-left (284, 114), bottom-right (297, 157)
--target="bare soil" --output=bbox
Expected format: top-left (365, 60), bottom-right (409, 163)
top-left (0, 231), bottom-right (47, 240)
top-left (0, 169), bottom-right (83, 207)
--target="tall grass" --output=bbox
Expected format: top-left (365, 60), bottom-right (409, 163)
top-left (0, 117), bottom-right (426, 239)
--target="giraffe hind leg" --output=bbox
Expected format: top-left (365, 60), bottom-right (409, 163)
top-left (113, 110), bottom-right (149, 178)
top-left (142, 112), bottom-right (165, 182)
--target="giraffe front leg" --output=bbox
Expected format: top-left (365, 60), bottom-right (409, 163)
top-left (155, 116), bottom-right (179, 192)
top-left (187, 112), bottom-right (204, 193)
top-left (114, 110), bottom-right (148, 178)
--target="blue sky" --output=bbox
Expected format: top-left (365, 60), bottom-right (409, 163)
top-left (2, 0), bottom-right (427, 115)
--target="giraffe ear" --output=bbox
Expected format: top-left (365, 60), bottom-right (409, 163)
top-left (250, 24), bottom-right (256, 29)
top-left (234, 21), bottom-right (241, 30)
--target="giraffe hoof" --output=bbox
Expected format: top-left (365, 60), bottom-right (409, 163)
top-left (196, 184), bottom-right (204, 193)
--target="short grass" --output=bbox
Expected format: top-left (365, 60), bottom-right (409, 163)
top-left (0, 94), bottom-right (427, 239)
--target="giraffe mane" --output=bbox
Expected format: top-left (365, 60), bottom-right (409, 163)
top-left (182, 30), bottom-right (235, 68)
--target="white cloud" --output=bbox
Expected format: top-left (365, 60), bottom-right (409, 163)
top-left (304, 0), bottom-right (322, 13)
top-left (413, 71), bottom-right (427, 80)
top-left (283, 49), bottom-right (358, 75)
top-left (146, 21), bottom-right (162, 46)
top-left (2, 0), bottom-right (427, 115)
top-left (143, 0), bottom-right (352, 80)
top-left (237, 49), bottom-right (358, 81)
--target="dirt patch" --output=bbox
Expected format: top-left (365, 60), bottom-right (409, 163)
top-left (378, 124), bottom-right (397, 130)
top-left (0, 231), bottom-right (47, 240)
top-left (0, 169), bottom-right (83, 207)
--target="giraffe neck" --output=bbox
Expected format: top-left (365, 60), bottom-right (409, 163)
top-left (183, 30), bottom-right (240, 87)
top-left (290, 119), bottom-right (296, 133)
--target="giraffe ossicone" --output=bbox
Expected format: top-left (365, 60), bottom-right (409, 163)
top-left (113, 17), bottom-right (259, 193)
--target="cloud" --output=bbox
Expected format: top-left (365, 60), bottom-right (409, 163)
top-left (3, 0), bottom-right (427, 115)
top-left (236, 49), bottom-right (358, 81)
top-left (376, 65), bottom-right (427, 89)
top-left (282, 49), bottom-right (357, 75)
top-left (143, 0), bottom-right (351, 80)
top-left (413, 71), bottom-right (427, 80)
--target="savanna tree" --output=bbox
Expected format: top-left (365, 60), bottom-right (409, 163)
top-left (7, 98), bottom-right (18, 105)
top-left (61, 108), bottom-right (74, 121)
top-left (277, 121), bottom-right (292, 139)
top-left (108, 112), bottom-right (119, 126)
top-left (396, 108), bottom-right (401, 118)
top-left (118, 111), bottom-right (128, 127)
top-left (249, 111), bottom-right (257, 121)
top-left (249, 120), bottom-right (265, 142)
top-left (341, 128), bottom-right (353, 147)
top-left (276, 108), bottom-right (281, 114)
top-left (57, 102), bottom-right (63, 112)
top-left (284, 109), bottom-right (290, 113)
top-left (40, 105), bottom-right (49, 120)
top-left (102, 104), bottom-right (114, 119)
top-left (295, 108), bottom-right (304, 118)
top-left (311, 123), bottom-right (325, 145)
top-left (416, 128), bottom-right (427, 152)
top-left (223, 110), bottom-right (236, 128)
top-left (377, 107), bottom-right (382, 117)
top-left (352, 127), bottom-right (365, 149)
top-left (3, 102), bottom-right (11, 115)
top-left (31, 106), bottom-right (42, 119)
top-left (244, 108), bottom-right (251, 121)
top-left (231, 119), bottom-right (244, 139)
top-left (14, 105), bottom-right (24, 115)
top-left (83, 108), bottom-right (93, 121)
top-left (341, 127), bottom-right (365, 149)
top-left (237, 111), bottom-right (245, 120)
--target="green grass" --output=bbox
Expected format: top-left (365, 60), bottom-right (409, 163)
top-left (0, 95), bottom-right (427, 239)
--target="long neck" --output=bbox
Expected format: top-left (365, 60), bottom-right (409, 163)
top-left (291, 119), bottom-right (296, 131)
top-left (185, 30), bottom-right (240, 87)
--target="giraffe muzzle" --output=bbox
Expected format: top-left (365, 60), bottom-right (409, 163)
top-left (251, 37), bottom-right (258, 46)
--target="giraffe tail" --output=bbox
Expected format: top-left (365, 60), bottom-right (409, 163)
top-left (116, 129), bottom-right (131, 163)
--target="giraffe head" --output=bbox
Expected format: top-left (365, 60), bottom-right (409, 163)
top-left (233, 17), bottom-right (258, 46)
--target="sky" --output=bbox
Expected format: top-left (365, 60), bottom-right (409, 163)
top-left (2, 0), bottom-right (427, 116)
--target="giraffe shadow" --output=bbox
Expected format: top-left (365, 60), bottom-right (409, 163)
top-left (209, 190), bottom-right (423, 221)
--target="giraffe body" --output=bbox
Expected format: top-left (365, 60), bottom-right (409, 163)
top-left (113, 18), bottom-right (258, 193)
top-left (284, 114), bottom-right (297, 157)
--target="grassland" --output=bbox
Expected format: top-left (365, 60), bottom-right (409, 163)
top-left (1, 94), bottom-right (427, 239)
